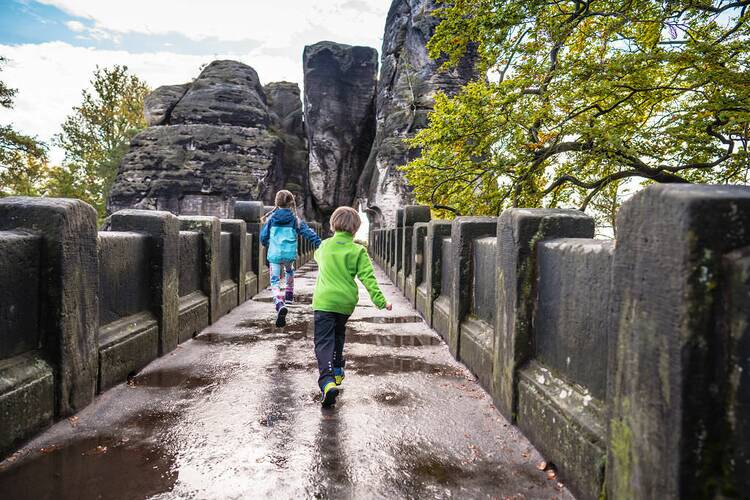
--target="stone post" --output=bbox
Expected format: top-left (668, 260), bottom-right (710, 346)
top-left (392, 208), bottom-right (404, 284)
top-left (417, 221), bottom-right (452, 326)
top-left (408, 223), bottom-right (430, 307)
top-left (401, 205), bottom-right (431, 295)
top-left (235, 201), bottom-right (264, 298)
top-left (447, 217), bottom-right (497, 358)
top-left (110, 209), bottom-right (180, 356)
top-left (492, 208), bottom-right (594, 421)
top-left (220, 219), bottom-right (247, 305)
top-left (179, 216), bottom-right (221, 323)
top-left (0, 197), bottom-right (99, 417)
top-left (607, 185), bottom-right (750, 499)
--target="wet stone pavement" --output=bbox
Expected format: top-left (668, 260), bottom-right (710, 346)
top-left (0, 262), bottom-right (574, 500)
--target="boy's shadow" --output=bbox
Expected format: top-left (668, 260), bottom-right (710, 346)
top-left (309, 397), bottom-right (352, 497)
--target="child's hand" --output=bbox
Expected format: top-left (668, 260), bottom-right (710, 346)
top-left (385, 303), bottom-right (393, 311)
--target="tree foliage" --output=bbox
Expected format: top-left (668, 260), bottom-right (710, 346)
top-left (403, 0), bottom-right (750, 217)
top-left (55, 65), bottom-right (149, 216)
top-left (0, 56), bottom-right (48, 197)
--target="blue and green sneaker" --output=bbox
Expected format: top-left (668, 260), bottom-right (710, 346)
top-left (334, 368), bottom-right (345, 386)
top-left (321, 381), bottom-right (339, 407)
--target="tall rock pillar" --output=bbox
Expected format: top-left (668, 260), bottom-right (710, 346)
top-left (303, 41), bottom-right (378, 223)
top-left (358, 0), bottom-right (477, 228)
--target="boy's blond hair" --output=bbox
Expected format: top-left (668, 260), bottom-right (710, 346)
top-left (330, 206), bottom-right (361, 234)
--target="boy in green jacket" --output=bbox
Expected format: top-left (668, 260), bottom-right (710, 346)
top-left (312, 206), bottom-right (392, 407)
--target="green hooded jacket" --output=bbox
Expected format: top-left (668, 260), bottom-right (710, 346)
top-left (312, 231), bottom-right (387, 315)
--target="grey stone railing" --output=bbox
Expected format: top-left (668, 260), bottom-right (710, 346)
top-left (370, 184), bottom-right (750, 500)
top-left (0, 197), bottom-right (318, 457)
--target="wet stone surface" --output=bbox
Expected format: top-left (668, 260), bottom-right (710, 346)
top-left (0, 262), bottom-right (574, 500)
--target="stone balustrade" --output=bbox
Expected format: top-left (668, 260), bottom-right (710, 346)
top-left (0, 198), bottom-right (316, 458)
top-left (370, 185), bottom-right (750, 500)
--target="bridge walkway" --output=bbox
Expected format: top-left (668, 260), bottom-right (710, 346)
top-left (0, 261), bottom-right (572, 499)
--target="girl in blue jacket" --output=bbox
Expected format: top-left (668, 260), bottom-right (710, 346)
top-left (260, 190), bottom-right (321, 327)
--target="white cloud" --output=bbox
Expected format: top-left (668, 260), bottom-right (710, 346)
top-left (1, 2), bottom-right (392, 163)
top-left (41, 0), bottom-right (389, 47)
top-left (65, 20), bottom-right (85, 32)
top-left (0, 42), bottom-right (216, 162)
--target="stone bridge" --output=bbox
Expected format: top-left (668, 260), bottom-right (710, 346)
top-left (2, 184), bottom-right (750, 499)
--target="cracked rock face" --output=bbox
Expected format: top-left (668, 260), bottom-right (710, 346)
top-left (108, 61), bottom-right (308, 218)
top-left (303, 41), bottom-right (378, 221)
top-left (358, 0), bottom-right (477, 228)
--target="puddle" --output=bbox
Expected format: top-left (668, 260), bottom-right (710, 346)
top-left (347, 332), bottom-right (441, 347)
top-left (346, 354), bottom-right (465, 378)
top-left (130, 367), bottom-right (220, 389)
top-left (253, 295), bottom-right (313, 305)
top-left (267, 361), bottom-right (311, 372)
top-left (352, 316), bottom-right (424, 324)
top-left (118, 406), bottom-right (184, 433)
top-left (0, 436), bottom-right (176, 500)
top-left (193, 332), bottom-right (261, 345)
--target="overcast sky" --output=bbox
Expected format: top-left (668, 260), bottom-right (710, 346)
top-left (0, 0), bottom-right (391, 163)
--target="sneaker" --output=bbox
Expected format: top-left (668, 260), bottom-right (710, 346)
top-left (275, 302), bottom-right (288, 328)
top-left (321, 381), bottom-right (339, 407)
top-left (285, 291), bottom-right (294, 303)
top-left (334, 368), bottom-right (345, 386)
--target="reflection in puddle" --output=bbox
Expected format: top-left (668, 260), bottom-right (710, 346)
top-left (346, 354), bottom-right (465, 377)
top-left (347, 332), bottom-right (441, 347)
top-left (353, 316), bottom-right (424, 324)
top-left (0, 436), bottom-right (177, 500)
top-left (130, 367), bottom-right (220, 389)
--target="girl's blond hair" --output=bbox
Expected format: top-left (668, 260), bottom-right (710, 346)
top-left (262, 190), bottom-right (301, 223)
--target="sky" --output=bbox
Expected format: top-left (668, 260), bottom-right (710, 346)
top-left (0, 0), bottom-right (391, 163)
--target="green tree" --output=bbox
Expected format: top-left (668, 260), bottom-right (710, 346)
top-left (55, 65), bottom-right (149, 216)
top-left (0, 56), bottom-right (48, 197)
top-left (403, 0), bottom-right (750, 218)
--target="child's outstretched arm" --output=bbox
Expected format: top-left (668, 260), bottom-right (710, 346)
top-left (298, 220), bottom-right (322, 248)
top-left (356, 249), bottom-right (390, 310)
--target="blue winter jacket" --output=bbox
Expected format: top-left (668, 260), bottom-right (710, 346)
top-left (260, 208), bottom-right (321, 263)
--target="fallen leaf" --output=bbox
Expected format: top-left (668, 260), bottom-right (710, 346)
top-left (536, 461), bottom-right (547, 471)
top-left (547, 469), bottom-right (557, 480)
top-left (68, 416), bottom-right (79, 427)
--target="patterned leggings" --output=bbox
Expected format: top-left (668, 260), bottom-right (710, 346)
top-left (269, 261), bottom-right (295, 305)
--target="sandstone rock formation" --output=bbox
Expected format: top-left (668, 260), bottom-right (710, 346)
top-left (303, 41), bottom-right (378, 221)
top-left (358, 0), bottom-right (477, 227)
top-left (264, 82), bottom-right (309, 211)
top-left (108, 61), bottom-right (308, 218)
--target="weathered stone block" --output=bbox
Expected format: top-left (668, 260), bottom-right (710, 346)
top-left (608, 185), bottom-right (750, 499)
top-left (179, 216), bottom-right (221, 322)
top-left (110, 209), bottom-right (180, 356)
top-left (178, 291), bottom-right (209, 344)
top-left (0, 231), bottom-right (41, 358)
top-left (0, 197), bottom-right (99, 417)
top-left (723, 246), bottom-right (750, 494)
top-left (98, 312), bottom-right (159, 392)
top-left (492, 208), bottom-right (594, 422)
top-left (518, 362), bottom-right (606, 500)
top-left (0, 352), bottom-right (54, 457)
top-left (536, 239), bottom-right (614, 400)
top-left (97, 232), bottom-right (152, 325)
top-left (458, 236), bottom-right (497, 390)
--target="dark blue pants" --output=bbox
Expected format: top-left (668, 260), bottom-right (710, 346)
top-left (314, 311), bottom-right (349, 390)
